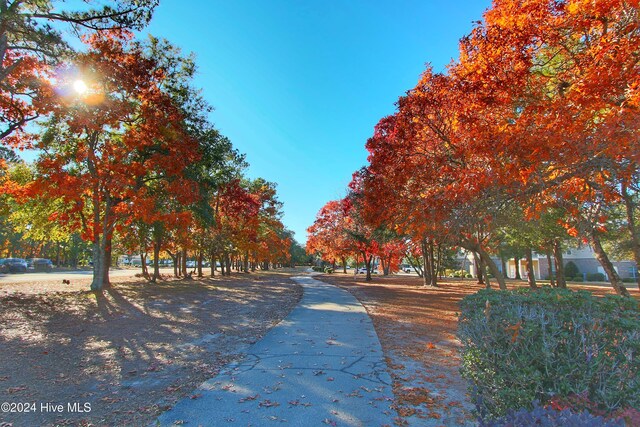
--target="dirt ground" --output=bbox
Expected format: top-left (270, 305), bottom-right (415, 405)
top-left (318, 273), bottom-right (640, 427)
top-left (0, 270), bottom-right (303, 427)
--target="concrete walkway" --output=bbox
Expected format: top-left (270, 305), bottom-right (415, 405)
top-left (156, 276), bottom-right (396, 426)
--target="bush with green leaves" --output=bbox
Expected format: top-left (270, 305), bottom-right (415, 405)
top-left (478, 402), bottom-right (623, 427)
top-left (458, 287), bottom-right (640, 420)
top-left (564, 261), bottom-right (580, 278)
top-left (324, 267), bottom-right (334, 274)
top-left (587, 272), bottom-right (606, 282)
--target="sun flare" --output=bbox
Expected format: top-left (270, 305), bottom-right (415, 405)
top-left (73, 79), bottom-right (88, 94)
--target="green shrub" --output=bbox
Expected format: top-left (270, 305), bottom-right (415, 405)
top-left (572, 276), bottom-right (584, 282)
top-left (586, 273), bottom-right (606, 282)
top-left (324, 267), bottom-right (334, 274)
top-left (564, 261), bottom-right (580, 279)
top-left (465, 273), bottom-right (473, 279)
top-left (622, 278), bottom-right (637, 283)
top-left (311, 266), bottom-right (324, 272)
top-left (458, 288), bottom-right (640, 420)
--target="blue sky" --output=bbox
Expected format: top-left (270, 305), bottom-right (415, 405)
top-left (89, 1), bottom-right (496, 243)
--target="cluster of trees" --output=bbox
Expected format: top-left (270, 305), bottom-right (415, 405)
top-left (308, 0), bottom-right (639, 296)
top-left (0, 0), bottom-right (302, 291)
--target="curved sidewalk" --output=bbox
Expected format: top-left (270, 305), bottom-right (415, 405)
top-left (156, 276), bottom-right (396, 426)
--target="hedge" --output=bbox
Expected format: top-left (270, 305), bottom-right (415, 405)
top-left (458, 287), bottom-right (640, 420)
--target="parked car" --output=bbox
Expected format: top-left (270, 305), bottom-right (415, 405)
top-left (186, 260), bottom-right (196, 268)
top-left (30, 258), bottom-right (54, 271)
top-left (356, 267), bottom-right (378, 274)
top-left (0, 258), bottom-right (28, 273)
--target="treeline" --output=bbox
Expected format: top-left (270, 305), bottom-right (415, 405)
top-left (0, 0), bottom-right (304, 290)
top-left (308, 0), bottom-right (639, 296)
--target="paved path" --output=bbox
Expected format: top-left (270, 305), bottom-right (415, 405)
top-left (156, 276), bottom-right (396, 426)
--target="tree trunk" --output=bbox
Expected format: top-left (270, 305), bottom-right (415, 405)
top-left (501, 256), bottom-right (508, 279)
top-left (91, 239), bottom-right (107, 291)
top-left (244, 251), bottom-right (250, 273)
top-left (140, 252), bottom-right (150, 279)
top-left (341, 257), bottom-right (347, 274)
top-left (428, 241), bottom-right (437, 287)
top-left (210, 254), bottom-right (216, 277)
top-left (152, 227), bottom-right (161, 282)
top-left (514, 255), bottom-right (521, 280)
top-left (473, 251), bottom-right (484, 285)
top-left (590, 231), bottom-right (630, 297)
top-left (181, 248), bottom-right (188, 277)
top-left (421, 239), bottom-right (431, 287)
top-left (553, 239), bottom-right (566, 289)
top-left (525, 248), bottom-right (537, 289)
top-left (225, 253), bottom-right (231, 275)
top-left (476, 246), bottom-right (506, 290)
top-left (546, 249), bottom-right (555, 287)
top-left (90, 193), bottom-right (114, 291)
top-left (167, 250), bottom-right (178, 277)
top-left (197, 251), bottom-right (203, 277)
top-left (621, 184), bottom-right (640, 290)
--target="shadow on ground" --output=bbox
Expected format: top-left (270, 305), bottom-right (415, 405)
top-left (0, 273), bottom-right (301, 427)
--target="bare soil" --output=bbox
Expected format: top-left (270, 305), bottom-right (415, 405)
top-left (0, 270), bottom-right (303, 427)
top-left (318, 273), bottom-right (640, 426)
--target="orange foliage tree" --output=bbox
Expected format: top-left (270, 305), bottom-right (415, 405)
top-left (31, 33), bottom-right (198, 291)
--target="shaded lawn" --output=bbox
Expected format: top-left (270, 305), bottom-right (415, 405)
top-left (0, 272), bottom-right (302, 427)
